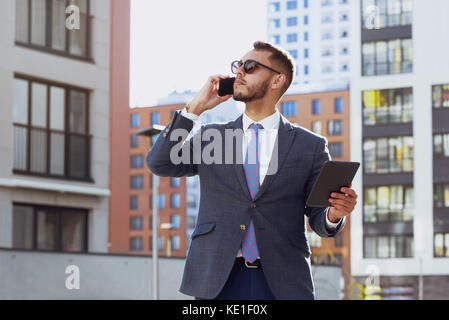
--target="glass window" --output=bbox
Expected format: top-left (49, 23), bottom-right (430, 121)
top-left (171, 193), bottom-right (181, 209)
top-left (377, 236), bottom-right (390, 258)
top-left (131, 155), bottom-right (144, 168)
top-left (171, 214), bottom-right (181, 229)
top-left (131, 175), bottom-right (144, 189)
top-left (364, 185), bottom-right (414, 223)
top-left (16, 0), bottom-right (90, 58)
top-left (287, 17), bottom-right (298, 26)
top-left (269, 2), bottom-right (281, 12)
top-left (13, 205), bottom-right (87, 252)
top-left (282, 101), bottom-right (297, 116)
top-left (52, 0), bottom-right (67, 50)
top-left (152, 112), bottom-right (160, 125)
top-left (158, 194), bottom-right (165, 209)
top-left (304, 65), bottom-right (309, 75)
top-left (287, 33), bottom-right (298, 43)
top-left (312, 100), bottom-right (321, 114)
top-left (131, 134), bottom-right (139, 148)
top-left (312, 121), bottom-right (322, 135)
top-left (329, 143), bottom-right (343, 158)
top-left (304, 31), bottom-right (309, 41)
top-left (13, 79), bottom-right (29, 125)
top-left (31, 83), bottom-right (47, 128)
top-left (364, 237), bottom-right (376, 258)
top-left (171, 177), bottom-right (181, 188)
top-left (304, 0), bottom-right (309, 8)
top-left (130, 195), bottom-right (138, 210)
top-left (363, 137), bottom-right (413, 174)
top-left (61, 210), bottom-right (86, 252)
top-left (328, 120), bottom-right (343, 135)
top-left (304, 15), bottom-right (309, 25)
top-left (362, 42), bottom-right (375, 76)
top-left (335, 98), bottom-right (344, 113)
top-left (130, 216), bottom-right (143, 230)
top-left (12, 205), bottom-right (34, 249)
top-left (432, 84), bottom-right (449, 108)
top-left (130, 237), bottom-right (143, 251)
top-left (15, 80), bottom-right (90, 180)
top-left (171, 236), bottom-right (180, 251)
top-left (287, 0), bottom-right (298, 10)
top-left (131, 114), bottom-right (140, 128)
top-left (304, 48), bottom-right (309, 58)
top-left (435, 233), bottom-right (444, 257)
top-left (36, 209), bottom-right (57, 251)
top-left (158, 236), bottom-right (164, 251)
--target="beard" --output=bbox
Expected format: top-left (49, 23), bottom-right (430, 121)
top-left (233, 77), bottom-right (271, 103)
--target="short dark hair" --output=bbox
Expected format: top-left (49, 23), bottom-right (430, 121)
top-left (253, 41), bottom-right (296, 96)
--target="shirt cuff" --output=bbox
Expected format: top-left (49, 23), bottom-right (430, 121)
top-left (180, 107), bottom-right (200, 122)
top-left (326, 208), bottom-right (341, 230)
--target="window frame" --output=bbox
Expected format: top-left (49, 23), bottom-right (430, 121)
top-left (12, 203), bottom-right (89, 253)
top-left (13, 74), bottom-right (92, 182)
top-left (15, 0), bottom-right (93, 62)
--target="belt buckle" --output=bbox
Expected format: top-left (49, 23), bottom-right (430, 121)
top-left (244, 260), bottom-right (259, 269)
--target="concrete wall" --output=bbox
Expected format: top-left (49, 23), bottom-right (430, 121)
top-left (0, 248), bottom-right (341, 300)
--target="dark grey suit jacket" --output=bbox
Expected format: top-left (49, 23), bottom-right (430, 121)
top-left (146, 110), bottom-right (346, 300)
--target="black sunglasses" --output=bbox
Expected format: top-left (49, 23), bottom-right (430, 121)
top-left (231, 59), bottom-right (281, 75)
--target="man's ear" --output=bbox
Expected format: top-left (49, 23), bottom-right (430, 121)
top-left (271, 74), bottom-right (286, 89)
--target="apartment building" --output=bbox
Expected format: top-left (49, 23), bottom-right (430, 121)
top-left (350, 0), bottom-right (449, 299)
top-left (267, 0), bottom-right (352, 89)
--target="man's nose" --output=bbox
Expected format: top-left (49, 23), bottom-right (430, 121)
top-left (236, 63), bottom-right (246, 77)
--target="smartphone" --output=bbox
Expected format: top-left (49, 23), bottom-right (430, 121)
top-left (218, 77), bottom-right (235, 96)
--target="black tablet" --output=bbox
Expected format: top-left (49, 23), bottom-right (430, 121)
top-left (306, 160), bottom-right (360, 207)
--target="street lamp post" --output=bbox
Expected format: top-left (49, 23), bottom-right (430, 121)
top-left (137, 125), bottom-right (164, 300)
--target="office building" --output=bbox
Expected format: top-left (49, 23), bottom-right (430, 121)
top-left (349, 0), bottom-right (449, 299)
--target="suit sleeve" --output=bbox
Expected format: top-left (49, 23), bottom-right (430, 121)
top-left (146, 110), bottom-right (202, 177)
top-left (304, 136), bottom-right (346, 238)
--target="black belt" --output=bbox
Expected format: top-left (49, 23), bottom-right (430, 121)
top-left (236, 257), bottom-right (261, 269)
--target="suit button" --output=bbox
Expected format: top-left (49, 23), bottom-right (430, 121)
top-left (250, 203), bottom-right (256, 209)
top-left (240, 224), bottom-right (246, 231)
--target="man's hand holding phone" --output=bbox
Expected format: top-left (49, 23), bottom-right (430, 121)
top-left (186, 75), bottom-right (233, 116)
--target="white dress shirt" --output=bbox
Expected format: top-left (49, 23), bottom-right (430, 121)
top-left (180, 107), bottom-right (341, 256)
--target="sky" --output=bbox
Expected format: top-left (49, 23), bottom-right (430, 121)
top-left (130, 0), bottom-right (267, 108)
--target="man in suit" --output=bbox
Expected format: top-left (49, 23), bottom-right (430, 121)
top-left (146, 41), bottom-right (358, 300)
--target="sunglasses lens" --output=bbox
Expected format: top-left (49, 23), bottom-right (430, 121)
top-left (244, 60), bottom-right (258, 73)
top-left (231, 61), bottom-right (242, 74)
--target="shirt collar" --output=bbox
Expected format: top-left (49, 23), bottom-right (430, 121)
top-left (242, 108), bottom-right (280, 132)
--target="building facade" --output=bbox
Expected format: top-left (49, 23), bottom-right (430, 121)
top-left (350, 0), bottom-right (449, 299)
top-left (1, 0), bottom-right (113, 255)
top-left (279, 87), bottom-right (351, 299)
top-left (124, 104), bottom-right (188, 258)
top-left (267, 0), bottom-right (352, 89)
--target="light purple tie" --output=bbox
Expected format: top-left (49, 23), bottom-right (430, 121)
top-left (241, 123), bottom-right (263, 263)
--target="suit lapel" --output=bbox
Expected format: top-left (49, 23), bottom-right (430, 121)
top-left (226, 114), bottom-right (252, 200)
top-left (253, 114), bottom-right (295, 201)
